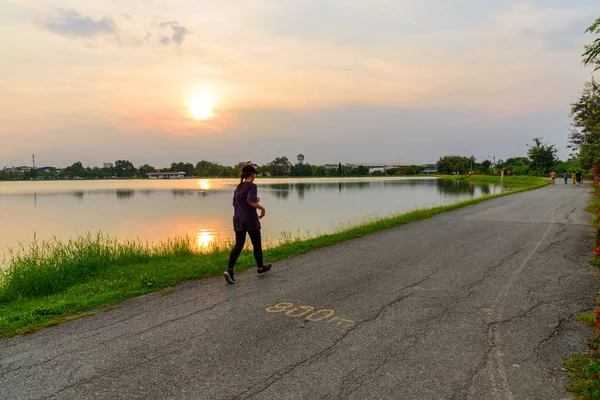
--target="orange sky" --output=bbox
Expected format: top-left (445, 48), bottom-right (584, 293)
top-left (1, 1), bottom-right (598, 166)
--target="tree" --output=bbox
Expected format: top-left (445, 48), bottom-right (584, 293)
top-left (312, 165), bottom-right (326, 177)
top-left (170, 162), bottom-right (194, 177)
top-left (480, 160), bottom-right (492, 172)
top-left (526, 137), bottom-right (558, 173)
top-left (114, 160), bottom-right (137, 178)
top-left (138, 164), bottom-right (156, 178)
top-left (583, 17), bottom-right (600, 71)
top-left (63, 161), bottom-right (85, 178)
top-left (267, 157), bottom-right (292, 176)
top-left (291, 163), bottom-right (313, 177)
top-left (351, 165), bottom-right (369, 175)
top-left (569, 79), bottom-right (600, 169)
top-left (569, 18), bottom-right (600, 170)
top-left (436, 156), bottom-right (471, 174)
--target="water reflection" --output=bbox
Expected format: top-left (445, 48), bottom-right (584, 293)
top-left (1, 178), bottom-right (512, 261)
top-left (196, 231), bottom-right (215, 249)
top-left (197, 180), bottom-right (211, 190)
top-left (171, 189), bottom-right (195, 197)
top-left (116, 189), bottom-right (134, 199)
top-left (70, 191), bottom-right (84, 200)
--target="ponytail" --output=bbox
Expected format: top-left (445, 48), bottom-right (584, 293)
top-left (237, 171), bottom-right (252, 190)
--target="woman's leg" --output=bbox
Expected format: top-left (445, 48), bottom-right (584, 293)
top-left (228, 231), bottom-right (247, 270)
top-left (247, 231), bottom-right (264, 268)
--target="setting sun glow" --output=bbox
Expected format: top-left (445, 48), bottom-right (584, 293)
top-left (188, 93), bottom-right (217, 121)
top-left (196, 231), bottom-right (215, 249)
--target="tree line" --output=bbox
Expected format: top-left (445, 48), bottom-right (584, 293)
top-left (0, 156), bottom-right (430, 181)
top-left (436, 137), bottom-right (580, 176)
top-left (568, 17), bottom-right (600, 175)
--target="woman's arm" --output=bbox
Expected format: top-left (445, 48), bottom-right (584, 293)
top-left (248, 202), bottom-right (266, 219)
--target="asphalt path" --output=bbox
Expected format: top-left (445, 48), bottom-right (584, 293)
top-left (1, 181), bottom-right (598, 400)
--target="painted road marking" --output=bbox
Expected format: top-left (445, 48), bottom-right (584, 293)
top-left (265, 302), bottom-right (354, 326)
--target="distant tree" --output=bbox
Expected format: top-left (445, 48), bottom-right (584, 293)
top-left (114, 160), bottom-right (137, 178)
top-left (479, 160), bottom-right (492, 172)
top-left (268, 157), bottom-right (292, 176)
top-left (526, 137), bottom-right (558, 173)
top-left (169, 162), bottom-right (194, 177)
top-left (138, 164), bottom-right (156, 178)
top-left (291, 163), bottom-right (313, 177)
top-left (325, 168), bottom-right (337, 176)
top-left (436, 156), bottom-right (471, 174)
top-left (351, 165), bottom-right (369, 175)
top-left (63, 161), bottom-right (85, 178)
top-left (195, 160), bottom-right (221, 177)
top-left (312, 165), bottom-right (326, 177)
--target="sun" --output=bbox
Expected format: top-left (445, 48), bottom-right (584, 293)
top-left (188, 92), bottom-right (217, 121)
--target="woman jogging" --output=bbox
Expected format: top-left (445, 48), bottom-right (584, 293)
top-left (550, 170), bottom-right (556, 185)
top-left (224, 164), bottom-right (272, 284)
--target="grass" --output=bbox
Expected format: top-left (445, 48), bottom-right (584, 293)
top-left (564, 182), bottom-right (600, 399)
top-left (0, 176), bottom-right (549, 337)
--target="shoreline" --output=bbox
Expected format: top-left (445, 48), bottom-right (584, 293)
top-left (0, 176), bottom-right (550, 337)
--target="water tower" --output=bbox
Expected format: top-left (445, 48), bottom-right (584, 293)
top-left (297, 153), bottom-right (305, 164)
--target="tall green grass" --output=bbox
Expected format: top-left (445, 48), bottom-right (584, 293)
top-left (0, 176), bottom-right (549, 337)
top-left (0, 233), bottom-right (200, 303)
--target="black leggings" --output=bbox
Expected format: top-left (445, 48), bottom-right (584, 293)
top-left (228, 230), bottom-right (263, 270)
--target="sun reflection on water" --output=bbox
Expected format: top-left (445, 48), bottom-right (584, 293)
top-left (197, 179), bottom-right (211, 190)
top-left (196, 230), bottom-right (215, 249)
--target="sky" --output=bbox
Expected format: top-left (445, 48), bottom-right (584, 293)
top-left (1, 0), bottom-right (599, 168)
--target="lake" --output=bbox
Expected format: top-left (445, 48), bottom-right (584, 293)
top-left (0, 177), bottom-right (505, 259)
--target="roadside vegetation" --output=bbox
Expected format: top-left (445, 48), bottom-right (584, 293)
top-left (563, 16), bottom-right (600, 400)
top-left (0, 176), bottom-right (549, 337)
top-left (564, 181), bottom-right (600, 399)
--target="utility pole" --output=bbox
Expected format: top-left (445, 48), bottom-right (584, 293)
top-left (32, 154), bottom-right (36, 169)
top-left (488, 155), bottom-right (496, 169)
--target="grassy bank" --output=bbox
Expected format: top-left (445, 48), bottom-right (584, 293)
top-left (0, 176), bottom-right (549, 337)
top-left (564, 182), bottom-right (600, 399)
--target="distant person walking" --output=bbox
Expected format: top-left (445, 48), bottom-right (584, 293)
top-left (550, 171), bottom-right (556, 185)
top-left (572, 171), bottom-right (576, 184)
top-left (224, 165), bottom-right (272, 284)
top-left (563, 171), bottom-right (568, 184)
top-left (576, 170), bottom-right (582, 186)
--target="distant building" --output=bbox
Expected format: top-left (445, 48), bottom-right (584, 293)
top-left (103, 163), bottom-right (113, 169)
top-left (420, 169), bottom-right (438, 174)
top-left (297, 154), bottom-right (305, 164)
top-left (147, 171), bottom-right (186, 179)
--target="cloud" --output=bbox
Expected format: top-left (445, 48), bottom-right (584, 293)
top-left (43, 9), bottom-right (117, 38)
top-left (156, 20), bottom-right (189, 46)
top-left (171, 25), bottom-right (188, 45)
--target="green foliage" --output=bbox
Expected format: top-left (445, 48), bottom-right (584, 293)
top-left (570, 80), bottom-right (600, 169)
top-left (169, 161), bottom-right (194, 177)
top-left (114, 160), bottom-right (137, 178)
top-left (268, 156), bottom-right (292, 176)
top-left (437, 156), bottom-right (472, 174)
top-left (351, 165), bottom-right (369, 175)
top-left (137, 164), bottom-right (156, 177)
top-left (290, 163), bottom-right (313, 176)
top-left (195, 160), bottom-right (236, 177)
top-left (526, 137), bottom-right (558, 173)
top-left (564, 183), bottom-right (600, 399)
top-left (583, 17), bottom-right (600, 71)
